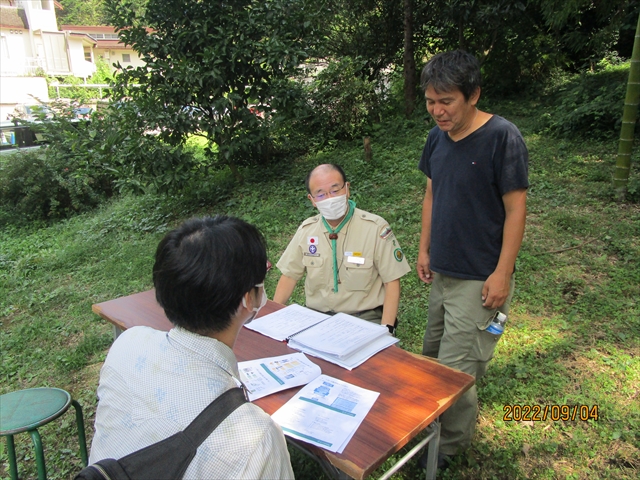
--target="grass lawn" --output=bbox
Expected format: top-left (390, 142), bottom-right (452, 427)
top-left (1, 103), bottom-right (639, 479)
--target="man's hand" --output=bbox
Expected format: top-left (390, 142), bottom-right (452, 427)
top-left (481, 270), bottom-right (511, 308)
top-left (417, 251), bottom-right (433, 284)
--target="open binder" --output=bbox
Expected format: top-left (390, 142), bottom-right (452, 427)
top-left (245, 304), bottom-right (399, 370)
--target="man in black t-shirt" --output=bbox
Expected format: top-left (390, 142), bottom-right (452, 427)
top-left (416, 50), bottom-right (529, 469)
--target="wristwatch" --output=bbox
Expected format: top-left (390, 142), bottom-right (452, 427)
top-left (386, 321), bottom-right (398, 336)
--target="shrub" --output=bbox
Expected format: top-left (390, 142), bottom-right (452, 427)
top-left (0, 149), bottom-right (108, 224)
top-left (1, 100), bottom-right (200, 224)
top-left (271, 58), bottom-right (385, 149)
top-left (540, 62), bottom-right (629, 138)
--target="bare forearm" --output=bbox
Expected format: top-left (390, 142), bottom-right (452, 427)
top-left (418, 183), bottom-right (433, 256)
top-left (481, 188), bottom-right (527, 308)
top-left (495, 189), bottom-right (527, 276)
top-left (417, 180), bottom-right (434, 283)
top-left (381, 279), bottom-right (400, 326)
top-left (273, 275), bottom-right (298, 305)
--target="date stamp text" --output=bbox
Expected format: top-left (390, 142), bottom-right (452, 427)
top-left (503, 404), bottom-right (599, 422)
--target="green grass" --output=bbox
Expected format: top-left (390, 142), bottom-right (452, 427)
top-left (1, 103), bottom-right (639, 479)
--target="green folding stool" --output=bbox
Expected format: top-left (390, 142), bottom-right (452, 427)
top-left (0, 388), bottom-right (89, 480)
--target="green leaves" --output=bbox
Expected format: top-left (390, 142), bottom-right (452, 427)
top-left (106, 0), bottom-right (322, 174)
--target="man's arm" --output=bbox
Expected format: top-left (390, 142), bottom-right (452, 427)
top-left (481, 188), bottom-right (527, 308)
top-left (417, 178), bottom-right (434, 284)
top-left (381, 279), bottom-right (400, 327)
top-left (273, 275), bottom-right (298, 305)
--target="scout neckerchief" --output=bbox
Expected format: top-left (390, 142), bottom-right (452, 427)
top-left (322, 199), bottom-right (356, 292)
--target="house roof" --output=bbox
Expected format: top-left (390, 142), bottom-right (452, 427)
top-left (0, 5), bottom-right (29, 29)
top-left (60, 24), bottom-right (151, 50)
top-left (60, 25), bottom-right (117, 33)
top-left (67, 32), bottom-right (97, 47)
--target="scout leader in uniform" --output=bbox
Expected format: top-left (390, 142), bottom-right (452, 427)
top-left (273, 164), bottom-right (411, 334)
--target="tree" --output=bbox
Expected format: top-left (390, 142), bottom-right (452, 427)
top-left (57, 0), bottom-right (107, 26)
top-left (614, 12), bottom-right (640, 200)
top-left (403, 0), bottom-right (416, 117)
top-left (106, 0), bottom-right (319, 179)
top-left (322, 0), bottom-right (404, 80)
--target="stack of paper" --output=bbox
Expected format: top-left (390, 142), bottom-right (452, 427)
top-left (238, 353), bottom-right (321, 401)
top-left (271, 374), bottom-right (379, 453)
top-left (245, 304), bottom-right (398, 370)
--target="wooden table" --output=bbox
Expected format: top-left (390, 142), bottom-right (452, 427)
top-left (93, 290), bottom-right (474, 480)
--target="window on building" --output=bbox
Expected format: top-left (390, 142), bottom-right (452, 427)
top-left (89, 33), bottom-right (120, 40)
top-left (122, 53), bottom-right (131, 63)
top-left (84, 47), bottom-right (92, 62)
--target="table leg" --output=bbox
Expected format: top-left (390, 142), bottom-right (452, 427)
top-left (113, 324), bottom-right (122, 340)
top-left (377, 420), bottom-right (440, 480)
top-left (286, 437), bottom-right (352, 479)
top-left (423, 421), bottom-right (440, 480)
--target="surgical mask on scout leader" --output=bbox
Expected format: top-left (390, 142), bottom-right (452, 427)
top-left (242, 283), bottom-right (267, 323)
top-left (315, 194), bottom-right (348, 220)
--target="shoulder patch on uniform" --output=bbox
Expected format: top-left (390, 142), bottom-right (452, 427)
top-left (393, 248), bottom-right (404, 262)
top-left (380, 226), bottom-right (393, 240)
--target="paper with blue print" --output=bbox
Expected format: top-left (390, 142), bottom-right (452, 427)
top-left (239, 353), bottom-right (321, 401)
top-left (271, 374), bottom-right (379, 453)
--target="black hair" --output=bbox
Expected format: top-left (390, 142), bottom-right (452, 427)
top-left (153, 216), bottom-right (267, 334)
top-left (305, 164), bottom-right (348, 194)
top-left (420, 50), bottom-right (482, 101)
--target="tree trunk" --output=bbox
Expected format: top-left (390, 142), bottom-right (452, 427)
top-left (403, 0), bottom-right (416, 118)
top-left (614, 12), bottom-right (640, 201)
top-left (363, 136), bottom-right (372, 162)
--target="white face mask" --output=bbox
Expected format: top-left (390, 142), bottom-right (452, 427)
top-left (242, 283), bottom-right (267, 323)
top-left (315, 194), bottom-right (348, 220)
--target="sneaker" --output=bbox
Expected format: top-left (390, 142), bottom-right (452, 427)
top-left (417, 450), bottom-right (452, 470)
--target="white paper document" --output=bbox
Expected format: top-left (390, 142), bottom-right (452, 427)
top-left (244, 304), bottom-right (328, 341)
top-left (245, 304), bottom-right (398, 370)
top-left (271, 374), bottom-right (379, 453)
top-left (288, 312), bottom-right (389, 358)
top-left (238, 353), bottom-right (321, 401)
top-left (291, 333), bottom-right (399, 370)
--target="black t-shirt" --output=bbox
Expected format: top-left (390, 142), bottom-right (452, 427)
top-left (418, 115), bottom-right (529, 280)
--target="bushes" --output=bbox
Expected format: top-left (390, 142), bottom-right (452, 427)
top-left (270, 57), bottom-right (386, 151)
top-left (540, 61), bottom-right (629, 138)
top-left (0, 101), bottom-right (199, 225)
top-left (0, 150), bottom-right (108, 224)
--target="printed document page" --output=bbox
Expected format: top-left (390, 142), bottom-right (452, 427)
top-left (294, 334), bottom-right (399, 370)
top-left (238, 353), bottom-right (321, 401)
top-left (244, 304), bottom-right (328, 341)
top-left (271, 374), bottom-right (379, 453)
top-left (288, 312), bottom-right (388, 357)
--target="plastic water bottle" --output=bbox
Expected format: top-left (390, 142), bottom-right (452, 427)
top-left (486, 312), bottom-right (507, 335)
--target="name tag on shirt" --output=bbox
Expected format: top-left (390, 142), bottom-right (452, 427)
top-left (347, 256), bottom-right (365, 265)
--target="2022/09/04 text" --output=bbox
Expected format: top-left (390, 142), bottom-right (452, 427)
top-left (503, 404), bottom-right (599, 422)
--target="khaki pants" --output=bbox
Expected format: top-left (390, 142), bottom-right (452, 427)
top-left (422, 273), bottom-right (514, 455)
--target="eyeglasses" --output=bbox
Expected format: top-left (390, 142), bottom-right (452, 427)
top-left (312, 183), bottom-right (346, 201)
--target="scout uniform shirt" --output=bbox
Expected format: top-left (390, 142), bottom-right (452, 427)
top-left (277, 208), bottom-right (411, 315)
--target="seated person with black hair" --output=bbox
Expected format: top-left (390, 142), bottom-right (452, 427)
top-left (89, 216), bottom-right (294, 479)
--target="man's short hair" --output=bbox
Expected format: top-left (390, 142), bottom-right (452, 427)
top-left (153, 216), bottom-right (267, 334)
top-left (305, 164), bottom-right (348, 194)
top-left (420, 50), bottom-right (482, 101)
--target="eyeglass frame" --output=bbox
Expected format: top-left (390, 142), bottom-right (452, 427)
top-left (310, 182), bottom-right (348, 202)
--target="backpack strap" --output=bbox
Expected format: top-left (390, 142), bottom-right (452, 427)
top-left (77, 388), bottom-right (248, 480)
top-left (182, 387), bottom-right (248, 446)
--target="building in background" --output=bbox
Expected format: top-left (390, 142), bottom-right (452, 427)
top-left (59, 24), bottom-right (145, 73)
top-left (0, 0), bottom-right (96, 77)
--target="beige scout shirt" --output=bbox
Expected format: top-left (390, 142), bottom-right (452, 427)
top-left (277, 208), bottom-right (411, 314)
